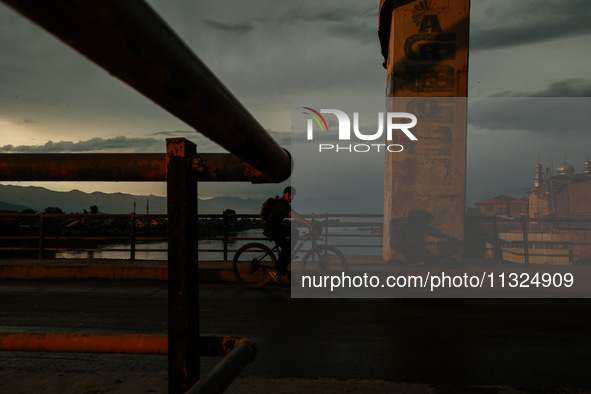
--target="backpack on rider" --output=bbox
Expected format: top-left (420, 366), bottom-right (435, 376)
top-left (260, 196), bottom-right (280, 221)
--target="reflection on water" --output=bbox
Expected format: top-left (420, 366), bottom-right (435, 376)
top-left (55, 229), bottom-right (271, 261)
top-left (321, 227), bottom-right (382, 256)
top-left (55, 228), bottom-right (382, 260)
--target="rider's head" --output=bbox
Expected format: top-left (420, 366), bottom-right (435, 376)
top-left (283, 186), bottom-right (295, 202)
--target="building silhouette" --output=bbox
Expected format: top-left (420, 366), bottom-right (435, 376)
top-left (495, 154), bottom-right (591, 264)
top-left (475, 195), bottom-right (529, 218)
top-left (526, 155), bottom-right (591, 219)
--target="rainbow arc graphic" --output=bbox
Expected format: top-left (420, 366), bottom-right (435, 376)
top-left (302, 107), bottom-right (328, 131)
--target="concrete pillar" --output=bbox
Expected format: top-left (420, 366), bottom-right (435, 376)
top-left (383, 0), bottom-right (469, 263)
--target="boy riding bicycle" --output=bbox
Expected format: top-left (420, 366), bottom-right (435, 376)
top-left (262, 187), bottom-right (312, 284)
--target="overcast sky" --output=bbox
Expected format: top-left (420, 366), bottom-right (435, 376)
top-left (0, 0), bottom-right (590, 207)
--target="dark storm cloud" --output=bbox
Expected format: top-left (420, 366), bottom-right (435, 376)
top-left (250, 3), bottom-right (376, 42)
top-left (149, 129), bottom-right (290, 149)
top-left (149, 130), bottom-right (195, 137)
top-left (147, 130), bottom-right (220, 150)
top-left (471, 0), bottom-right (591, 51)
top-left (326, 24), bottom-right (376, 44)
top-left (0, 131), bottom-right (290, 154)
top-left (299, 3), bottom-right (375, 44)
top-left (0, 137), bottom-right (164, 153)
top-left (262, 3), bottom-right (375, 24)
top-left (267, 130), bottom-right (291, 146)
top-left (468, 97), bottom-right (591, 134)
top-left (494, 79), bottom-right (591, 97)
top-left (203, 19), bottom-right (253, 34)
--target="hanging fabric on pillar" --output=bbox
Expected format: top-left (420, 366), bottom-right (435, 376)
top-left (378, 0), bottom-right (416, 69)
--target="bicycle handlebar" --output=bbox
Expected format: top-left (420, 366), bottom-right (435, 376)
top-left (298, 221), bottom-right (323, 240)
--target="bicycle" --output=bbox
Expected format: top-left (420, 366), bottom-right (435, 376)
top-left (232, 221), bottom-right (347, 288)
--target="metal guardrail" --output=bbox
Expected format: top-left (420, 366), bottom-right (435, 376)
top-left (3, 212), bottom-right (590, 264)
top-left (187, 338), bottom-right (256, 394)
top-left (0, 153), bottom-right (278, 183)
top-left (0, 331), bottom-right (256, 394)
top-left (0, 212), bottom-right (384, 261)
top-left (0, 0), bottom-right (294, 391)
top-left (465, 215), bottom-right (591, 264)
top-left (3, 212), bottom-right (590, 265)
top-left (0, 332), bottom-right (168, 354)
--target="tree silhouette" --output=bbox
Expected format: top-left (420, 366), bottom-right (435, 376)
top-left (44, 207), bottom-right (63, 214)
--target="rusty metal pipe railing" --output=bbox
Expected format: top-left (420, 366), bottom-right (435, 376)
top-left (0, 332), bottom-right (168, 354)
top-left (1, 0), bottom-right (291, 183)
top-left (0, 153), bottom-right (275, 183)
top-left (187, 338), bottom-right (256, 394)
top-left (0, 333), bottom-right (249, 357)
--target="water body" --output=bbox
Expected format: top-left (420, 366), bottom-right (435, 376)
top-left (55, 228), bottom-right (382, 260)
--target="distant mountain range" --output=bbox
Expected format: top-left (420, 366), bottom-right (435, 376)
top-left (0, 184), bottom-right (384, 216)
top-left (0, 199), bottom-right (31, 212)
top-left (0, 184), bottom-right (265, 214)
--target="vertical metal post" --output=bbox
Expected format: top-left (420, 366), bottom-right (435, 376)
top-left (492, 217), bottom-right (501, 260)
top-left (166, 138), bottom-right (199, 394)
top-left (38, 212), bottom-right (44, 260)
top-left (324, 213), bottom-right (329, 247)
top-left (130, 212), bottom-right (136, 261)
top-left (223, 213), bottom-right (229, 262)
top-left (521, 215), bottom-right (529, 265)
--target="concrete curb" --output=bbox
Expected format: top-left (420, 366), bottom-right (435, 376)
top-left (0, 259), bottom-right (237, 282)
top-left (0, 265), bottom-right (168, 280)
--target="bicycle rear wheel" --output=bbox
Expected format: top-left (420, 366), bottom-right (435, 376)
top-left (232, 243), bottom-right (276, 288)
top-left (301, 245), bottom-right (347, 277)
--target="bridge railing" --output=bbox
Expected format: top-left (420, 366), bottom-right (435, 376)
top-left (3, 212), bottom-right (591, 265)
top-left (0, 212), bottom-right (383, 261)
top-left (465, 215), bottom-right (591, 264)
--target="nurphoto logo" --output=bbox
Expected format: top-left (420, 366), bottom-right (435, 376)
top-left (302, 107), bottom-right (418, 153)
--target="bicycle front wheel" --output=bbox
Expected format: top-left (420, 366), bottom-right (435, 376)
top-left (232, 243), bottom-right (276, 288)
top-left (301, 245), bottom-right (347, 277)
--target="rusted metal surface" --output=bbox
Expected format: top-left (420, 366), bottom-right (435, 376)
top-left (1, 0), bottom-right (291, 183)
top-left (190, 153), bottom-right (276, 183)
top-left (0, 333), bottom-right (250, 357)
top-left (0, 153), bottom-right (275, 183)
top-left (166, 139), bottom-right (199, 393)
top-left (0, 332), bottom-right (167, 354)
top-left (130, 212), bottom-right (137, 261)
top-left (199, 336), bottom-right (248, 357)
top-left (188, 338), bottom-right (256, 394)
top-left (38, 212), bottom-right (44, 260)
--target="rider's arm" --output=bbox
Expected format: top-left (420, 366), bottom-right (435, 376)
top-left (289, 210), bottom-right (312, 228)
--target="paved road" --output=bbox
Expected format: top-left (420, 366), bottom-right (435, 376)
top-left (2, 279), bottom-right (591, 390)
